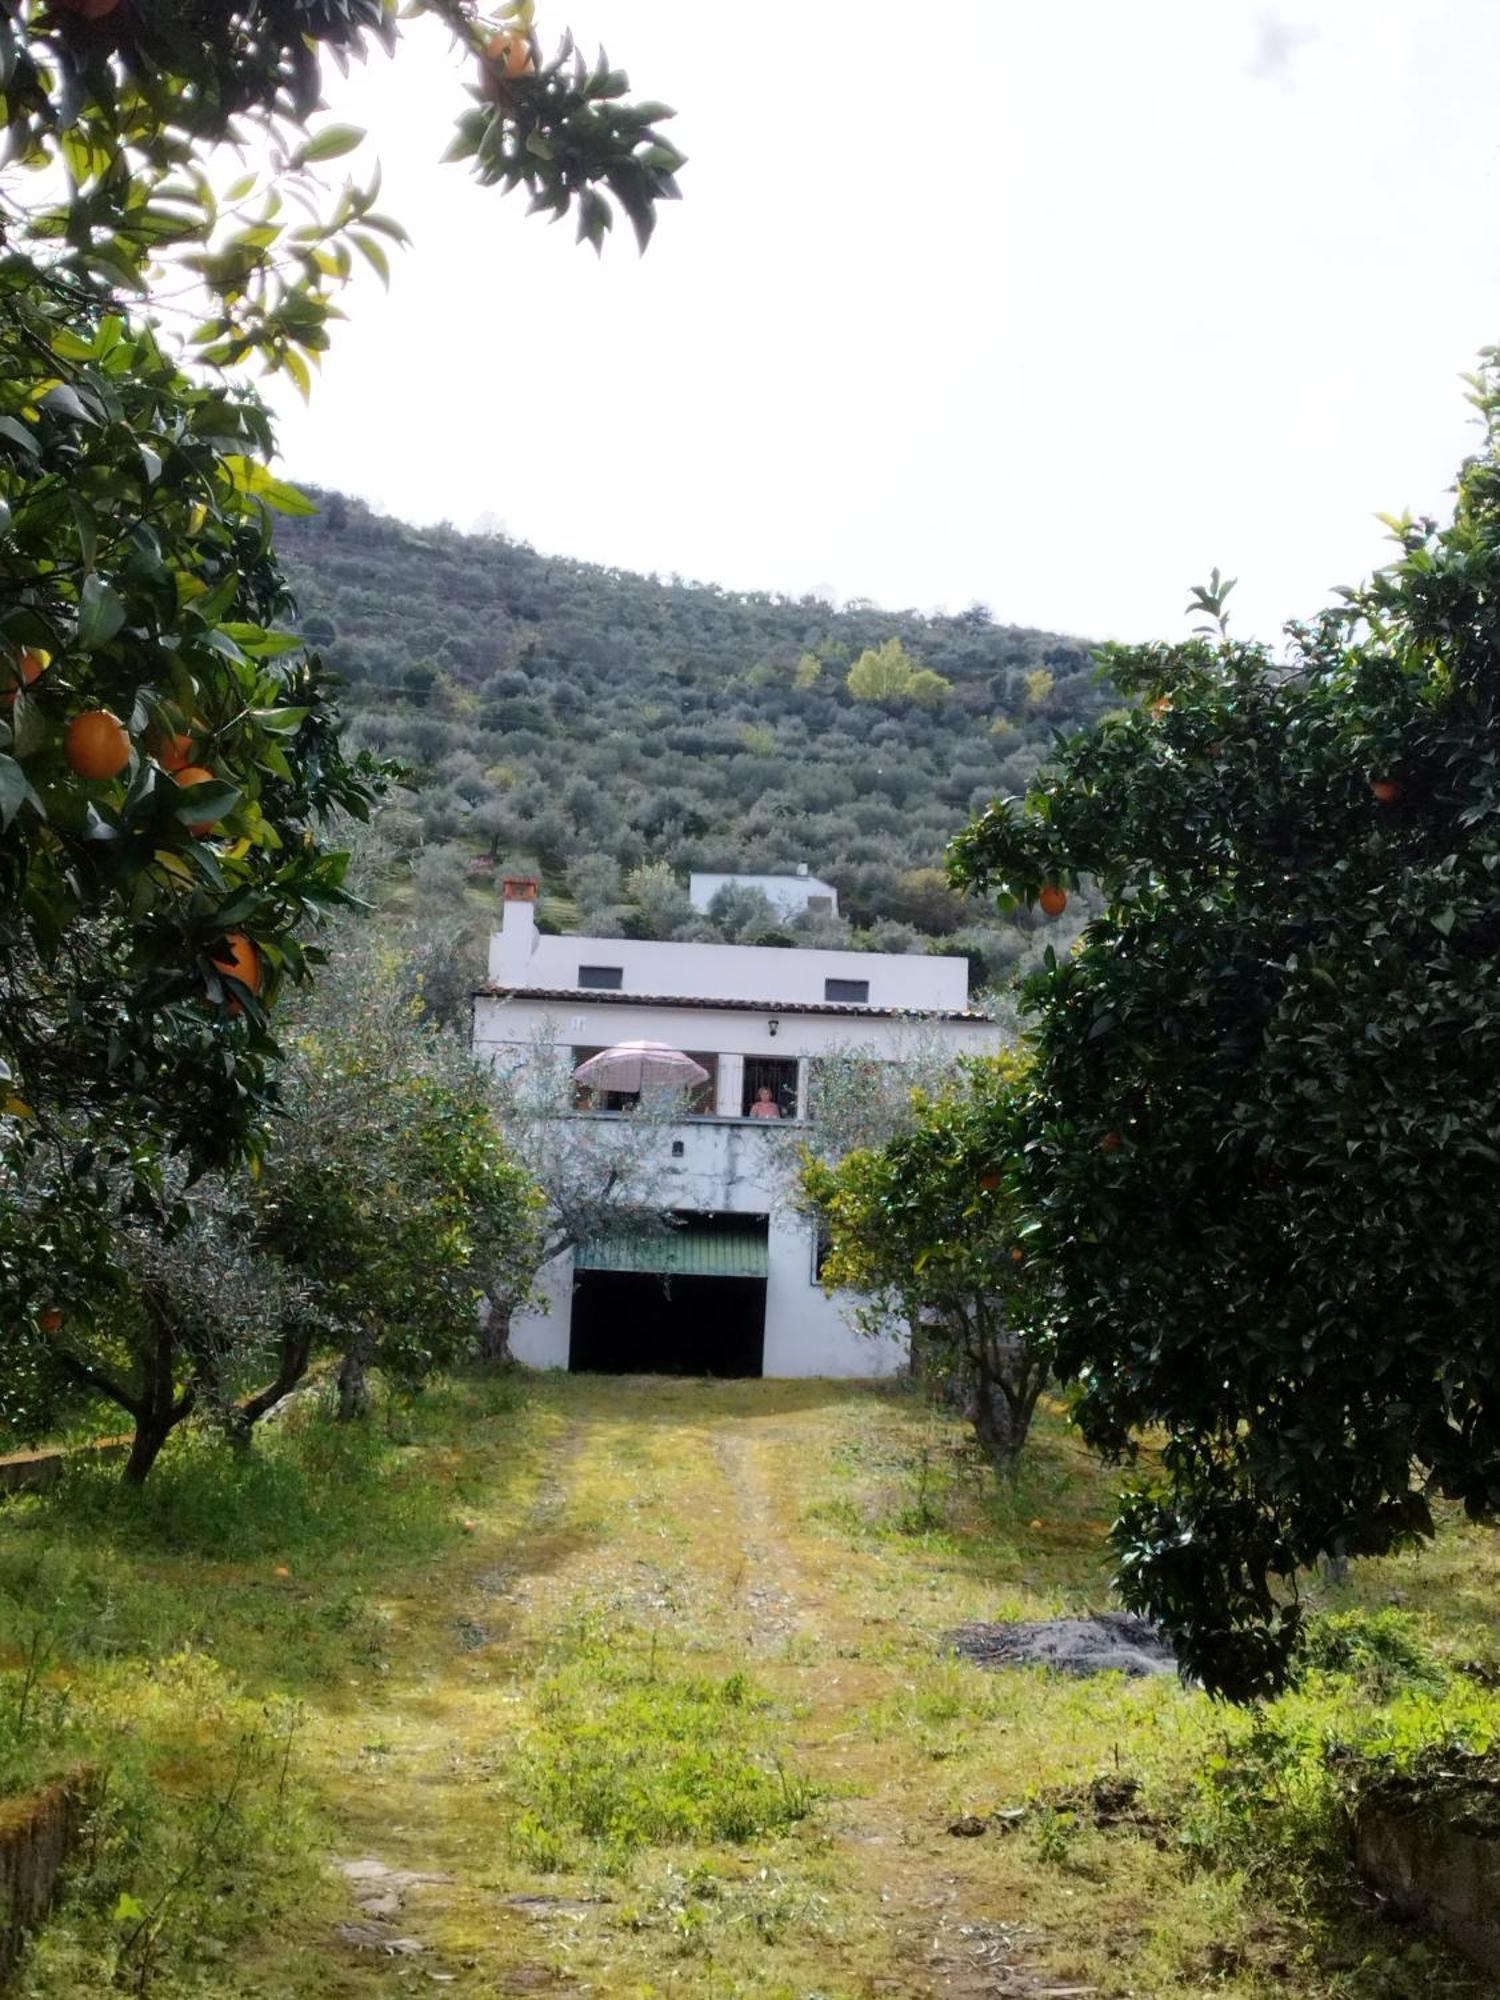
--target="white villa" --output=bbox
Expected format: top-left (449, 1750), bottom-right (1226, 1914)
top-left (472, 876), bottom-right (1003, 1378)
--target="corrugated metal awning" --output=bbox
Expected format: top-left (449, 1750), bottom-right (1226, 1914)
top-left (576, 1217), bottom-right (769, 1278)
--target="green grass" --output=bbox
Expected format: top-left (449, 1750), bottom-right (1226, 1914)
top-left (501, 1620), bottom-right (818, 1871)
top-left (0, 1372), bottom-right (1497, 1996)
top-left (0, 1375), bottom-right (541, 1996)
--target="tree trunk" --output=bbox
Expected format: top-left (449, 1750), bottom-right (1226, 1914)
top-left (122, 1415), bottom-right (173, 1486)
top-left (967, 1369), bottom-right (1023, 1473)
top-left (477, 1295), bottom-right (514, 1369)
top-left (120, 1295), bottom-right (193, 1484)
top-left (236, 1326), bottom-right (316, 1436)
top-left (336, 1349), bottom-right (370, 1422)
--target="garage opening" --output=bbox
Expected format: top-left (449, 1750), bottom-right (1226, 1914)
top-left (569, 1214), bottom-right (768, 1377)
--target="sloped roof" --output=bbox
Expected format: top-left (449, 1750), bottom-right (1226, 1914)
top-left (473, 984), bottom-right (991, 1023)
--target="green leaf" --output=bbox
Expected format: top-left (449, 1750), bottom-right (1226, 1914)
top-left (112, 1892), bottom-right (146, 1923)
top-left (221, 457), bottom-right (318, 516)
top-left (251, 706), bottom-right (311, 734)
top-left (0, 415), bottom-right (39, 457)
top-left (172, 778), bottom-right (242, 827)
top-left (76, 575), bottom-right (126, 651)
top-left (0, 754), bottom-right (40, 829)
top-left (350, 232), bottom-right (390, 285)
top-left (295, 125), bottom-right (366, 166)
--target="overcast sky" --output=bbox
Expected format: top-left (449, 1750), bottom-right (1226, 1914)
top-left (264, 0), bottom-right (1500, 646)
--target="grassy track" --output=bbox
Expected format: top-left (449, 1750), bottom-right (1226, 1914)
top-left (3, 1373), bottom-right (1496, 1996)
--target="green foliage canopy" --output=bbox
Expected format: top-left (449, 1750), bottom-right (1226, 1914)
top-left (803, 1053), bottom-right (1046, 1469)
top-left (950, 354), bottom-right (1500, 1699)
top-left (845, 636), bottom-right (953, 710)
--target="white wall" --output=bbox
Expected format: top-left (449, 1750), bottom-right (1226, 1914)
top-left (498, 1091), bottom-right (915, 1378)
top-left (507, 1215), bottom-right (904, 1380)
top-left (481, 914), bottom-right (1002, 1381)
top-left (489, 898), bottom-right (970, 1011)
top-left (475, 995), bottom-right (999, 1072)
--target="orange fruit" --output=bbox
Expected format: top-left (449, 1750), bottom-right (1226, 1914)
top-left (3, 648), bottom-right (50, 706)
top-left (1149, 695), bottom-right (1171, 718)
top-left (155, 732), bottom-right (195, 773)
top-left (1371, 778), bottom-right (1401, 804)
top-left (210, 932), bottom-right (262, 997)
top-left (173, 764), bottom-right (222, 836)
top-left (64, 709), bottom-right (131, 779)
top-left (479, 28), bottom-right (535, 95)
top-left (1038, 884), bottom-right (1068, 917)
top-left (978, 1172), bottom-right (1001, 1192)
top-left (1011, 1247), bottom-right (1024, 1263)
top-left (1099, 1130), bottom-right (1122, 1152)
top-left (40, 1307), bottom-right (63, 1333)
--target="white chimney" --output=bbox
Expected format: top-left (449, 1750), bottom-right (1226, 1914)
top-left (491, 877), bottom-right (539, 983)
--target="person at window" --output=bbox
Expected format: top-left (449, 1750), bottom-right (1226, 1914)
top-left (748, 1084), bottom-right (784, 1120)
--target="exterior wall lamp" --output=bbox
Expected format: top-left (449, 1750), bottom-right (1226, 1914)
top-left (768, 1017), bottom-right (779, 1037)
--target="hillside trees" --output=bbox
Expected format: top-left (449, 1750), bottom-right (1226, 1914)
top-left (845, 637), bottom-right (953, 710)
top-left (950, 355), bottom-right (1500, 1699)
top-left (275, 494), bottom-right (1112, 962)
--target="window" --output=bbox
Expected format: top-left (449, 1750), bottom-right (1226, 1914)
top-left (824, 977), bottom-right (869, 1004)
top-left (811, 1218), bottom-right (834, 1284)
top-left (683, 1052), bottom-right (718, 1116)
top-left (743, 1056), bottom-right (799, 1120)
top-left (578, 965), bottom-right (623, 990)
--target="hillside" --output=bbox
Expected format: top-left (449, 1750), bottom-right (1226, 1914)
top-left (277, 494), bottom-right (1115, 985)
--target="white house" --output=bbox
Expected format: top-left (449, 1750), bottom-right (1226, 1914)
top-left (472, 877), bottom-right (1003, 1379)
top-left (688, 868), bottom-right (839, 922)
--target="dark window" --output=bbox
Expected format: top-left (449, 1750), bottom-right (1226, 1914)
top-left (824, 977), bottom-right (869, 1004)
top-left (743, 1056), bottom-right (799, 1119)
top-left (578, 965), bottom-right (623, 990)
top-left (811, 1219), bottom-right (834, 1284)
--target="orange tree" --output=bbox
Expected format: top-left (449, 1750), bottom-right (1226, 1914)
top-left (950, 357), bottom-right (1500, 1700)
top-left (0, 1), bottom-right (681, 1412)
top-left (801, 1054), bottom-right (1048, 1471)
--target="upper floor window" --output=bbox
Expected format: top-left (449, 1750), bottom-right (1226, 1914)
top-left (578, 965), bottom-right (624, 990)
top-left (824, 977), bottom-right (869, 1004)
top-left (744, 1056), bottom-right (799, 1120)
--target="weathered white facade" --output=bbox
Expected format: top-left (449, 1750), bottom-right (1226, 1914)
top-left (473, 883), bottom-right (1003, 1378)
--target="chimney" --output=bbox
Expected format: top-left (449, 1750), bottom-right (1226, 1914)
top-left (491, 878), bottom-right (539, 984)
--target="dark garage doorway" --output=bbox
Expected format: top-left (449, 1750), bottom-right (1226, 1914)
top-left (569, 1213), bottom-right (769, 1377)
top-left (569, 1270), bottom-right (766, 1376)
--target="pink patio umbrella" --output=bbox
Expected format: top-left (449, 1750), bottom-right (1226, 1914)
top-left (571, 1041), bottom-right (710, 1094)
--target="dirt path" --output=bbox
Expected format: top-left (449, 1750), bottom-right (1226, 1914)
top-left (288, 1377), bottom-right (1278, 1998)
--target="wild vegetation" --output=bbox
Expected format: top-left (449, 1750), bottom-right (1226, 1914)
top-left (274, 491), bottom-right (1109, 984)
top-left (2, 1376), bottom-right (1496, 1997)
